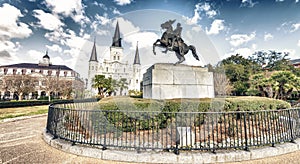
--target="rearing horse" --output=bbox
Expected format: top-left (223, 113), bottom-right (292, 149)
top-left (153, 20), bottom-right (200, 64)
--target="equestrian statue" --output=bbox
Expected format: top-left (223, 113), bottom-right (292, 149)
top-left (153, 19), bottom-right (200, 64)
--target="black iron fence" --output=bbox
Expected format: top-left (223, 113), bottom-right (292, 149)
top-left (46, 102), bottom-right (300, 154)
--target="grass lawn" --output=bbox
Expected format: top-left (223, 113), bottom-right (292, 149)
top-left (0, 105), bottom-right (48, 120)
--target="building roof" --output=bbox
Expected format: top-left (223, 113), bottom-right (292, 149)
top-left (112, 21), bottom-right (122, 47)
top-left (89, 39), bottom-right (98, 62)
top-left (133, 42), bottom-right (140, 65)
top-left (0, 63), bottom-right (73, 71)
top-left (291, 59), bottom-right (300, 65)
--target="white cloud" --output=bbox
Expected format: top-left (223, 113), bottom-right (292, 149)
top-left (46, 44), bottom-right (62, 53)
top-left (184, 2), bottom-right (217, 25)
top-left (282, 49), bottom-right (297, 59)
top-left (112, 8), bottom-right (121, 15)
top-left (113, 17), bottom-right (140, 35)
top-left (33, 10), bottom-right (64, 31)
top-left (27, 50), bottom-right (44, 62)
top-left (264, 33), bottom-right (273, 41)
top-left (199, 3), bottom-right (217, 18)
top-left (291, 23), bottom-right (300, 32)
top-left (44, 27), bottom-right (90, 60)
top-left (241, 0), bottom-right (258, 8)
top-left (44, 0), bottom-right (89, 25)
top-left (184, 3), bottom-right (201, 25)
top-left (114, 0), bottom-right (133, 6)
top-left (95, 13), bottom-right (110, 25)
top-left (225, 46), bottom-right (257, 59)
top-left (0, 3), bottom-right (32, 39)
top-left (206, 19), bottom-right (225, 35)
top-left (297, 40), bottom-right (300, 47)
top-left (192, 26), bottom-right (202, 32)
top-left (227, 32), bottom-right (256, 47)
top-left (124, 32), bottom-right (159, 50)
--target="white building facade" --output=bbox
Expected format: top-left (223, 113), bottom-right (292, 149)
top-left (0, 52), bottom-right (84, 100)
top-left (88, 22), bottom-right (142, 96)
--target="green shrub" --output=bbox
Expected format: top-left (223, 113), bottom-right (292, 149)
top-left (225, 96), bottom-right (291, 111)
top-left (90, 96), bottom-right (291, 132)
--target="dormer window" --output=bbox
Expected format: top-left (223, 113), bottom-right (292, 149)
top-left (21, 69), bottom-right (26, 75)
top-left (4, 68), bottom-right (7, 75)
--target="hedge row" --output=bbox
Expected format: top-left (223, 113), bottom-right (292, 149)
top-left (224, 96), bottom-right (291, 111)
top-left (90, 97), bottom-right (291, 132)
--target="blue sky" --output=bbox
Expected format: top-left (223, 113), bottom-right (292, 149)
top-left (0, 0), bottom-right (300, 78)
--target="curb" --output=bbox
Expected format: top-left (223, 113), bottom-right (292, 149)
top-left (43, 130), bottom-right (300, 163)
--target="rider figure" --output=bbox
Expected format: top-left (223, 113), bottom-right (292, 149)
top-left (169, 23), bottom-right (183, 55)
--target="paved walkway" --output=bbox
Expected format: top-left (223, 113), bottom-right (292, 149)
top-left (1, 115), bottom-right (300, 163)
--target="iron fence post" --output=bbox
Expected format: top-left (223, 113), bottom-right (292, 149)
top-left (288, 110), bottom-right (295, 143)
top-left (243, 113), bottom-right (249, 151)
top-left (102, 111), bottom-right (107, 150)
top-left (174, 113), bottom-right (179, 155)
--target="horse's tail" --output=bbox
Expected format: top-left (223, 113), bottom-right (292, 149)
top-left (189, 45), bottom-right (199, 61)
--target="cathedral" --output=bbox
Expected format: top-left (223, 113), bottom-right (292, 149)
top-left (88, 22), bottom-right (142, 96)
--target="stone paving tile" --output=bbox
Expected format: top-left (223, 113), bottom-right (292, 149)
top-left (1, 115), bottom-right (300, 164)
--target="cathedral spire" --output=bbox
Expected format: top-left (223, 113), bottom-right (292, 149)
top-left (133, 41), bottom-right (140, 65)
top-left (112, 21), bottom-right (122, 47)
top-left (89, 38), bottom-right (98, 62)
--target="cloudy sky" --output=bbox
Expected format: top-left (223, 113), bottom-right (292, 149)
top-left (0, 0), bottom-right (300, 79)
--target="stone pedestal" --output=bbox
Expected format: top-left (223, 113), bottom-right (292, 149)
top-left (143, 63), bottom-right (214, 99)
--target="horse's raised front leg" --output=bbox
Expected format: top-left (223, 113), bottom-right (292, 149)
top-left (153, 39), bottom-right (160, 55)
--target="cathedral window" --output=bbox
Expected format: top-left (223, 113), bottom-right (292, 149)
top-left (92, 66), bottom-right (94, 70)
top-left (118, 56), bottom-right (120, 60)
top-left (124, 68), bottom-right (125, 73)
top-left (136, 79), bottom-right (138, 84)
top-left (114, 56), bottom-right (116, 60)
top-left (106, 67), bottom-right (108, 72)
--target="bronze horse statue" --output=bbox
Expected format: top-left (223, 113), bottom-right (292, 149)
top-left (153, 20), bottom-right (199, 64)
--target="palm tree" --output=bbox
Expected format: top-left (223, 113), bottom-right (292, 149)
top-left (92, 75), bottom-right (106, 97)
top-left (105, 77), bottom-right (118, 96)
top-left (118, 78), bottom-right (128, 96)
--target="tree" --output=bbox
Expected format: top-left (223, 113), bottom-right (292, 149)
top-left (249, 50), bottom-right (294, 71)
top-left (2, 75), bottom-right (34, 100)
top-left (248, 71), bottom-right (300, 100)
top-left (219, 54), bottom-right (255, 95)
top-left (58, 80), bottom-right (73, 99)
top-left (118, 78), bottom-right (128, 96)
top-left (42, 76), bottom-right (59, 101)
top-left (271, 71), bottom-right (300, 100)
top-left (213, 73), bottom-right (232, 96)
top-left (92, 75), bottom-right (118, 97)
top-left (105, 77), bottom-right (118, 96)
